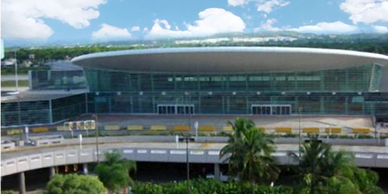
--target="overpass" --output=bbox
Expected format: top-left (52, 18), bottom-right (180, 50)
top-left (2, 136), bottom-right (388, 193)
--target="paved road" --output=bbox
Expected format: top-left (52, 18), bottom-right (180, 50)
top-left (3, 141), bottom-right (388, 160)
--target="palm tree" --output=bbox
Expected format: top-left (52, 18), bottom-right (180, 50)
top-left (95, 150), bottom-right (137, 194)
top-left (220, 118), bottom-right (279, 184)
top-left (289, 135), bottom-right (355, 194)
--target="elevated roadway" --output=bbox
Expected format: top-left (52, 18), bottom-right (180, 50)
top-left (2, 137), bottom-right (388, 177)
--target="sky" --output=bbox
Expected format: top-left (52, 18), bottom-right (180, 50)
top-left (1, 0), bottom-right (388, 44)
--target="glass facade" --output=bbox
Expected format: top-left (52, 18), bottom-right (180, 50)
top-left (30, 70), bottom-right (87, 90)
top-left (1, 63), bottom-right (386, 127)
top-left (84, 64), bottom-right (382, 93)
top-left (81, 64), bottom-right (387, 116)
top-left (1, 94), bottom-right (86, 127)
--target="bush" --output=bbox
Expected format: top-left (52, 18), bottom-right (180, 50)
top-left (132, 179), bottom-right (295, 194)
top-left (45, 174), bottom-right (106, 194)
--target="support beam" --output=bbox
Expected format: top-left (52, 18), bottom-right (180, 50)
top-left (19, 172), bottom-right (26, 194)
top-left (214, 164), bottom-right (221, 181)
top-left (49, 167), bottom-right (55, 178)
top-left (83, 163), bottom-right (88, 174)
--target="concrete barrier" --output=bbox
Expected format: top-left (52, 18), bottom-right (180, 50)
top-left (29, 135), bottom-right (64, 146)
top-left (1, 141), bottom-right (15, 151)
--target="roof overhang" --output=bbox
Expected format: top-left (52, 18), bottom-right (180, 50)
top-left (71, 47), bottom-right (388, 73)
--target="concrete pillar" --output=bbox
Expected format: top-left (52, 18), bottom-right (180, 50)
top-left (83, 163), bottom-right (88, 174)
top-left (19, 172), bottom-right (26, 194)
top-left (214, 164), bottom-right (221, 181)
top-left (49, 167), bottom-right (55, 178)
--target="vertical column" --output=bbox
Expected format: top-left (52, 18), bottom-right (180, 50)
top-left (214, 164), bottom-right (221, 181)
top-left (108, 96), bottom-right (112, 113)
top-left (19, 172), bottom-right (26, 194)
top-left (320, 96), bottom-right (325, 114)
top-left (83, 163), bottom-right (88, 174)
top-left (49, 167), bottom-right (55, 178)
top-left (49, 99), bottom-right (53, 123)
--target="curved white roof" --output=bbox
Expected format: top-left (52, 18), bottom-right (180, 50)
top-left (71, 47), bottom-right (388, 73)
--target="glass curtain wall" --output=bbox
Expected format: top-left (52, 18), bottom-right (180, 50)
top-left (30, 70), bottom-right (87, 90)
top-left (84, 64), bottom-right (381, 93)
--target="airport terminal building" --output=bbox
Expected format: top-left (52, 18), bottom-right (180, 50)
top-left (1, 47), bottom-right (388, 126)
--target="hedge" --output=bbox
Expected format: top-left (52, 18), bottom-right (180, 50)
top-left (131, 179), bottom-right (295, 194)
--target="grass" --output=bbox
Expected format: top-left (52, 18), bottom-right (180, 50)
top-left (1, 80), bottom-right (29, 87)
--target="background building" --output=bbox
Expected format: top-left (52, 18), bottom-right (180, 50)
top-left (1, 47), bottom-right (388, 127)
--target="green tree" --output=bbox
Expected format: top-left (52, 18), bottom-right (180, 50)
top-left (349, 168), bottom-right (384, 194)
top-left (289, 135), bottom-right (383, 194)
top-left (95, 150), bottom-right (137, 194)
top-left (289, 136), bottom-right (355, 194)
top-left (45, 174), bottom-right (106, 194)
top-left (220, 118), bottom-right (279, 184)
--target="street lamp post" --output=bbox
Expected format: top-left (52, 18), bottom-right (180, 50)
top-left (94, 115), bottom-right (100, 163)
top-left (14, 49), bottom-right (19, 92)
top-left (298, 107), bottom-right (303, 157)
top-left (185, 134), bottom-right (190, 194)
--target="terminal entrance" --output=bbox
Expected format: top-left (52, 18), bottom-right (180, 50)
top-left (251, 104), bottom-right (291, 115)
top-left (157, 104), bottom-right (194, 115)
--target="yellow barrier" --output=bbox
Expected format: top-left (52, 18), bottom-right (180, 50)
top-left (275, 127), bottom-right (292, 133)
top-left (173, 125), bottom-right (190, 131)
top-left (31, 127), bottom-right (49, 133)
top-left (150, 125), bottom-right (167, 131)
top-left (352, 128), bottom-right (370, 134)
top-left (127, 125), bottom-right (143, 131)
top-left (104, 125), bottom-right (121, 130)
top-left (256, 127), bottom-right (265, 132)
top-left (199, 125), bottom-right (216, 132)
top-left (7, 129), bottom-right (22, 135)
top-left (302, 127), bottom-right (320, 134)
top-left (223, 125), bottom-right (233, 132)
top-left (325, 128), bottom-right (342, 134)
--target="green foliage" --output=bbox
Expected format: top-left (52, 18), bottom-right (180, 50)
top-left (132, 179), bottom-right (294, 194)
top-left (289, 135), bottom-right (384, 194)
top-left (1, 190), bottom-right (17, 194)
top-left (45, 174), bottom-right (106, 194)
top-left (220, 118), bottom-right (279, 184)
top-left (94, 150), bottom-right (137, 193)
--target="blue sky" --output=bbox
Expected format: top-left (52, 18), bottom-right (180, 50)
top-left (1, 0), bottom-right (388, 44)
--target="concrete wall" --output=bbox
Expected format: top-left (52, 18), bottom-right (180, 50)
top-left (2, 146), bottom-right (388, 177)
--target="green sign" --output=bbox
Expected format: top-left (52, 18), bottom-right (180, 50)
top-left (0, 39), bottom-right (4, 59)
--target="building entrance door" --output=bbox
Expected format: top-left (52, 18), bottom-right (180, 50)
top-left (157, 104), bottom-right (194, 115)
top-left (251, 104), bottom-right (291, 115)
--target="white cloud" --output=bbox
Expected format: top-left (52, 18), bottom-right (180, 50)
top-left (1, 0), bottom-right (107, 39)
top-left (228, 0), bottom-right (251, 6)
top-left (228, 0), bottom-right (289, 13)
top-left (257, 0), bottom-right (290, 14)
top-left (147, 8), bottom-right (245, 38)
top-left (340, 0), bottom-right (388, 24)
top-left (373, 25), bottom-right (388, 33)
top-left (92, 23), bottom-right (131, 41)
top-left (290, 21), bottom-right (358, 34)
top-left (131, 26), bottom-right (140, 31)
top-left (143, 27), bottom-right (149, 32)
top-left (254, 18), bottom-right (282, 32)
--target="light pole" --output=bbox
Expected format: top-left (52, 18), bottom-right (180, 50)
top-left (185, 134), bottom-right (190, 194)
top-left (298, 107), bottom-right (303, 157)
top-left (93, 114), bottom-right (100, 163)
top-left (14, 49), bottom-right (19, 92)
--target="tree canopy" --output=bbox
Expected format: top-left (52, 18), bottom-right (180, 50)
top-left (45, 174), bottom-right (106, 194)
top-left (289, 135), bottom-right (384, 194)
top-left (94, 150), bottom-right (137, 193)
top-left (220, 118), bottom-right (279, 184)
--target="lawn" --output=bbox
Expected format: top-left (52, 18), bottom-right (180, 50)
top-left (1, 80), bottom-right (29, 87)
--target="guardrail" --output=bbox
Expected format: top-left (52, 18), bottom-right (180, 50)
top-left (2, 145), bottom-right (388, 177)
